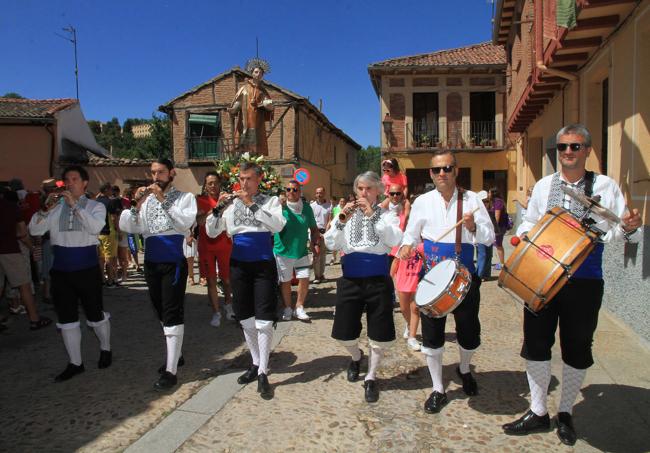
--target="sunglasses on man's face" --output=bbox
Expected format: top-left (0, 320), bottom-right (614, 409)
top-left (430, 165), bottom-right (455, 174)
top-left (389, 192), bottom-right (402, 196)
top-left (285, 187), bottom-right (299, 193)
top-left (557, 143), bottom-right (586, 152)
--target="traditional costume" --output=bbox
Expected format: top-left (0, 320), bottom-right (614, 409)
top-left (29, 196), bottom-right (111, 381)
top-left (119, 186), bottom-right (197, 389)
top-left (206, 192), bottom-right (286, 399)
top-left (324, 204), bottom-right (402, 402)
top-left (402, 187), bottom-right (494, 412)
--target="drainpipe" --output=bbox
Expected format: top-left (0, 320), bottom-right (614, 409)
top-left (45, 123), bottom-right (56, 177)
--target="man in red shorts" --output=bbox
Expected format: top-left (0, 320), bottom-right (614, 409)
top-left (196, 172), bottom-right (234, 327)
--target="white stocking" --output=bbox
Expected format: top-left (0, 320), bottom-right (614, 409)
top-left (59, 321), bottom-right (82, 366)
top-left (88, 312), bottom-right (111, 351)
top-left (240, 317), bottom-right (260, 366)
top-left (526, 360), bottom-right (551, 416)
top-left (163, 324), bottom-right (184, 375)
top-left (423, 346), bottom-right (444, 393)
top-left (458, 345), bottom-right (476, 374)
top-left (256, 319), bottom-right (274, 375)
top-left (365, 346), bottom-right (385, 381)
top-left (558, 363), bottom-right (587, 414)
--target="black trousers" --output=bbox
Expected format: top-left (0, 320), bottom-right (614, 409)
top-left (230, 258), bottom-right (278, 322)
top-left (521, 278), bottom-right (604, 369)
top-left (331, 275), bottom-right (396, 343)
top-left (421, 276), bottom-right (481, 350)
top-left (144, 260), bottom-right (188, 326)
top-left (51, 265), bottom-right (104, 324)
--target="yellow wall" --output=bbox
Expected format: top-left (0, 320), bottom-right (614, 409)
top-left (519, 2), bottom-right (650, 223)
top-left (0, 125), bottom-right (53, 189)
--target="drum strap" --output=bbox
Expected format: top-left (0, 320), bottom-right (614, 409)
top-left (584, 170), bottom-right (595, 197)
top-left (455, 187), bottom-right (464, 256)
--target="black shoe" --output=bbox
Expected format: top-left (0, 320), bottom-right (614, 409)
top-left (98, 350), bottom-right (112, 369)
top-left (54, 363), bottom-right (85, 382)
top-left (347, 350), bottom-right (363, 382)
top-left (158, 355), bottom-right (185, 374)
top-left (237, 365), bottom-right (259, 384)
top-left (503, 409), bottom-right (551, 435)
top-left (154, 371), bottom-right (177, 391)
top-left (556, 412), bottom-right (577, 446)
top-left (424, 391), bottom-right (448, 414)
top-left (456, 367), bottom-right (478, 396)
top-left (257, 373), bottom-right (273, 400)
top-left (364, 379), bottom-right (379, 403)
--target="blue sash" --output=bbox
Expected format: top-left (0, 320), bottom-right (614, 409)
top-left (423, 240), bottom-right (476, 274)
top-left (145, 235), bottom-right (184, 263)
top-left (232, 232), bottom-right (274, 262)
top-left (341, 252), bottom-right (389, 278)
top-left (52, 245), bottom-right (98, 272)
top-left (572, 243), bottom-right (603, 279)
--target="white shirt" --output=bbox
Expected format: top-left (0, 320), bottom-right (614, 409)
top-left (119, 188), bottom-right (197, 238)
top-left (310, 200), bottom-right (332, 229)
top-left (517, 173), bottom-right (641, 243)
top-left (402, 189), bottom-right (495, 247)
top-left (324, 207), bottom-right (403, 255)
top-left (206, 193), bottom-right (286, 238)
top-left (29, 197), bottom-right (106, 247)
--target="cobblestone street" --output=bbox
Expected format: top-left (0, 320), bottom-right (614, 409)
top-left (2, 247), bottom-right (649, 452)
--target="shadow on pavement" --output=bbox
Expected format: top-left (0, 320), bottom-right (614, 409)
top-left (573, 384), bottom-right (650, 453)
top-left (0, 281), bottom-right (246, 452)
top-left (271, 351), bottom-right (349, 386)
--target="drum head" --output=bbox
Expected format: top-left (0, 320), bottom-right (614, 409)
top-left (415, 260), bottom-right (457, 307)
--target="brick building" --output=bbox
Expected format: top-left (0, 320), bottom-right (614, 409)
top-left (368, 43), bottom-right (518, 207)
top-left (493, 0), bottom-right (650, 340)
top-left (158, 68), bottom-right (360, 199)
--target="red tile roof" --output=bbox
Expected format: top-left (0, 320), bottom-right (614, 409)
top-left (0, 98), bottom-right (78, 119)
top-left (369, 42), bottom-right (506, 69)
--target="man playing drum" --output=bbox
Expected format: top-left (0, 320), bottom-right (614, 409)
top-left (324, 171), bottom-right (402, 403)
top-left (502, 124), bottom-right (642, 445)
top-left (398, 149), bottom-right (494, 414)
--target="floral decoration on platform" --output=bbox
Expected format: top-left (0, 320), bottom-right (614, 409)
top-left (214, 152), bottom-right (283, 195)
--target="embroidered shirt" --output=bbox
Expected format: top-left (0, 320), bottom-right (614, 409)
top-left (324, 206), bottom-right (402, 255)
top-left (28, 196), bottom-right (106, 247)
top-left (206, 193), bottom-right (286, 238)
top-left (516, 172), bottom-right (641, 244)
top-left (119, 187), bottom-right (197, 238)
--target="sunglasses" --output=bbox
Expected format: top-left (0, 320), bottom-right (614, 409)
top-left (285, 187), bottom-right (299, 193)
top-left (557, 143), bottom-right (586, 152)
top-left (389, 192), bottom-right (402, 196)
top-left (430, 165), bottom-right (455, 174)
top-left (382, 168), bottom-right (392, 172)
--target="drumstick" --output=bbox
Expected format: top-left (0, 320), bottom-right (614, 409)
top-left (433, 206), bottom-right (481, 243)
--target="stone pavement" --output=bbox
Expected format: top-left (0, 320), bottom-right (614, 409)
top-left (2, 245), bottom-right (649, 452)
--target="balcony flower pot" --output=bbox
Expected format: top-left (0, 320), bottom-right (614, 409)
top-left (490, 139), bottom-right (498, 147)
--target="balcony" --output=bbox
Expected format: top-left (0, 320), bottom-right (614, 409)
top-left (187, 136), bottom-right (235, 161)
top-left (401, 121), bottom-right (504, 151)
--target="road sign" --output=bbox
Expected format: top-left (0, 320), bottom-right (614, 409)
top-left (293, 167), bottom-right (311, 185)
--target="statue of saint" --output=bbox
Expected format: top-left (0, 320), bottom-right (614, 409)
top-left (228, 58), bottom-right (274, 155)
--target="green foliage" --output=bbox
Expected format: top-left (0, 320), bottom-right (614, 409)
top-left (357, 145), bottom-right (381, 175)
top-left (88, 114), bottom-right (171, 160)
top-left (1, 92), bottom-right (25, 99)
top-left (214, 152), bottom-right (283, 195)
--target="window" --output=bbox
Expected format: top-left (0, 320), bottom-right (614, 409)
top-left (187, 113), bottom-right (222, 159)
top-left (469, 92), bottom-right (496, 143)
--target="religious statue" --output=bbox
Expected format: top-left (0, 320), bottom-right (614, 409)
top-left (228, 58), bottom-right (274, 155)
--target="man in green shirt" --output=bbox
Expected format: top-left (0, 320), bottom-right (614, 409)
top-left (274, 180), bottom-right (320, 321)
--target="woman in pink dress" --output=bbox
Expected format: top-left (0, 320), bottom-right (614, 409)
top-left (381, 159), bottom-right (408, 198)
top-left (394, 242), bottom-right (423, 351)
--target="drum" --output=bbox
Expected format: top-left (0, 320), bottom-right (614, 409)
top-left (498, 207), bottom-right (598, 311)
top-left (415, 259), bottom-right (472, 318)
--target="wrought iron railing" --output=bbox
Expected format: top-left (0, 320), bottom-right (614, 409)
top-left (187, 136), bottom-right (235, 160)
top-left (404, 121), bottom-right (504, 149)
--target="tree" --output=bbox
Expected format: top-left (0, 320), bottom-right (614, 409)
top-left (357, 145), bottom-right (381, 175)
top-left (2, 92), bottom-right (25, 99)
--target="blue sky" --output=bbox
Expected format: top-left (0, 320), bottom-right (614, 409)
top-left (1, 0), bottom-right (496, 147)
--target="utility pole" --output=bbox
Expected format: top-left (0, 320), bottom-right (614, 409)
top-left (56, 25), bottom-right (79, 99)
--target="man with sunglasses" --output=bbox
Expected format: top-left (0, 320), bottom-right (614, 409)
top-left (399, 150), bottom-right (495, 414)
top-left (274, 180), bottom-right (320, 322)
top-left (503, 124), bottom-right (642, 445)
